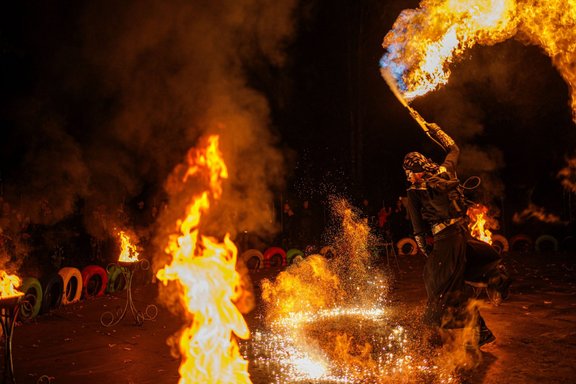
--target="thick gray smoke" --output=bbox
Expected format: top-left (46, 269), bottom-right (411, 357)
top-left (1, 0), bottom-right (298, 268)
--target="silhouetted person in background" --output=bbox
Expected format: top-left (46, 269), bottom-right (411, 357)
top-left (297, 199), bottom-right (315, 250)
top-left (281, 201), bottom-right (296, 248)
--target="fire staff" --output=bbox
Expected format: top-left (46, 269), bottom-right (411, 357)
top-left (402, 122), bottom-right (508, 348)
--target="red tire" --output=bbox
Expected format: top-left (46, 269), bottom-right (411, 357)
top-left (262, 247), bottom-right (286, 268)
top-left (509, 234), bottom-right (533, 253)
top-left (81, 265), bottom-right (108, 299)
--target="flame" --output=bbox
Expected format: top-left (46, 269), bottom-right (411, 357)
top-left (512, 202), bottom-right (563, 224)
top-left (156, 135), bottom-right (251, 384)
top-left (381, 0), bottom-right (576, 120)
top-left (0, 271), bottom-right (23, 299)
top-left (117, 230), bottom-right (139, 263)
top-left (467, 204), bottom-right (494, 244)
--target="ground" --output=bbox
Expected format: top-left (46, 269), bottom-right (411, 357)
top-left (9, 250), bottom-right (576, 384)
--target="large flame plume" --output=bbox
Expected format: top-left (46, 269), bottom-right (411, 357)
top-left (156, 135), bottom-right (251, 384)
top-left (381, 0), bottom-right (576, 121)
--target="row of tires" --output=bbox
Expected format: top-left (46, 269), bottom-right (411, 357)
top-left (391, 233), bottom-right (567, 256)
top-left (240, 233), bottom-right (569, 269)
top-left (240, 246), bottom-right (336, 270)
top-left (18, 264), bottom-right (131, 321)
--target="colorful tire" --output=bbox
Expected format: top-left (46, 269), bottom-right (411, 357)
top-left (535, 234), bottom-right (558, 252)
top-left (19, 277), bottom-right (43, 320)
top-left (41, 273), bottom-right (64, 314)
top-left (239, 249), bottom-right (264, 270)
top-left (286, 248), bottom-right (305, 265)
top-left (509, 234), bottom-right (533, 253)
top-left (58, 267), bottom-right (83, 305)
top-left (262, 247), bottom-right (286, 268)
top-left (491, 234), bottom-right (509, 254)
top-left (106, 264), bottom-right (129, 293)
top-left (319, 246), bottom-right (335, 259)
top-left (81, 265), bottom-right (108, 299)
top-left (397, 237), bottom-right (418, 256)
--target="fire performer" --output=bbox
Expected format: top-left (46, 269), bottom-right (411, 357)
top-left (402, 122), bottom-right (509, 349)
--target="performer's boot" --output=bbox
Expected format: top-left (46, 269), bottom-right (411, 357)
top-left (477, 316), bottom-right (496, 347)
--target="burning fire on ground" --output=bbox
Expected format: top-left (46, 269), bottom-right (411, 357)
top-left (156, 135), bottom-right (251, 384)
top-left (252, 198), bottom-right (469, 383)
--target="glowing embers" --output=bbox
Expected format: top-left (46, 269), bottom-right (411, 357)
top-left (255, 198), bottom-right (456, 383)
top-left (0, 271), bottom-right (23, 300)
top-left (157, 135), bottom-right (251, 384)
top-left (250, 306), bottom-right (459, 383)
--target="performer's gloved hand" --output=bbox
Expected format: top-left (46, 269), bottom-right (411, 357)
top-left (415, 235), bottom-right (428, 257)
top-left (425, 122), bottom-right (441, 132)
top-left (425, 122), bottom-right (455, 150)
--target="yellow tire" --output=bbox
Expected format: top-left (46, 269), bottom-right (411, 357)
top-left (240, 249), bottom-right (264, 270)
top-left (58, 267), bottom-right (83, 305)
top-left (397, 237), bottom-right (418, 256)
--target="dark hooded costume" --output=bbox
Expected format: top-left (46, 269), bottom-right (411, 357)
top-left (403, 123), bottom-right (509, 345)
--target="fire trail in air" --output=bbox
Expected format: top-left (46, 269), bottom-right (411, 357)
top-left (156, 135), bottom-right (251, 384)
top-left (380, 0), bottom-right (576, 120)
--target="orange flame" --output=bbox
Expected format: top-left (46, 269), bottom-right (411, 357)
top-left (117, 230), bottom-right (139, 263)
top-left (157, 135), bottom-right (251, 384)
top-left (467, 204), bottom-right (493, 244)
top-left (0, 271), bottom-right (23, 299)
top-left (381, 0), bottom-right (576, 120)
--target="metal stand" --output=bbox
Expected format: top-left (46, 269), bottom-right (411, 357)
top-left (0, 296), bottom-right (22, 384)
top-left (382, 241), bottom-right (400, 271)
top-left (100, 260), bottom-right (158, 327)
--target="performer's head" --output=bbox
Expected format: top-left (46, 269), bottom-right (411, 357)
top-left (402, 151), bottom-right (439, 183)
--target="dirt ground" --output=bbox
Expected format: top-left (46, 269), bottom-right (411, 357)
top-left (8, 250), bottom-right (576, 384)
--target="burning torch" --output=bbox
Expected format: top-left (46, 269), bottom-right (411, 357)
top-left (381, 69), bottom-right (446, 151)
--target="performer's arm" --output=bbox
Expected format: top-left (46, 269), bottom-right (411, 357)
top-left (405, 190), bottom-right (429, 256)
top-left (426, 122), bottom-right (459, 173)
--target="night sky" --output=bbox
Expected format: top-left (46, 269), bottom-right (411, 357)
top-left (1, 0), bottom-right (575, 250)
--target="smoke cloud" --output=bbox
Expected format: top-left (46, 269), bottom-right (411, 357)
top-left (1, 0), bottom-right (298, 267)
